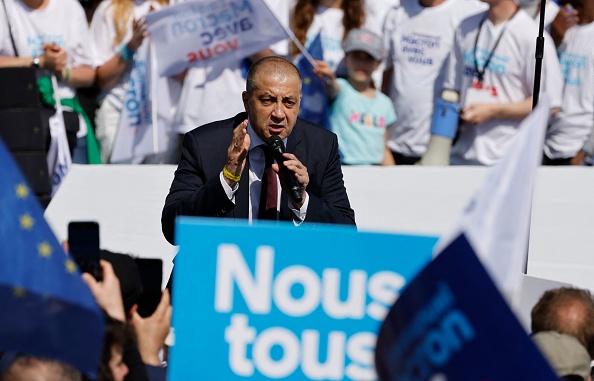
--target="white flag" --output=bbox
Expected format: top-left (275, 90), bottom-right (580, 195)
top-left (434, 96), bottom-right (551, 305)
top-left (110, 42), bottom-right (173, 164)
top-left (47, 75), bottom-right (72, 195)
top-left (145, 0), bottom-right (290, 77)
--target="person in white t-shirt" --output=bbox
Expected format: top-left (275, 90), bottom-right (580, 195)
top-left (444, 0), bottom-right (563, 165)
top-left (381, 0), bottom-right (487, 165)
top-left (0, 0), bottom-right (95, 162)
top-left (519, 0), bottom-right (560, 26)
top-left (519, 0), bottom-right (579, 47)
top-left (364, 0), bottom-right (400, 89)
top-left (544, 1), bottom-right (594, 166)
top-left (90, 0), bottom-right (168, 163)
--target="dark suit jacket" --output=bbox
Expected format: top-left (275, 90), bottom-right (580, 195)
top-left (162, 113), bottom-right (356, 244)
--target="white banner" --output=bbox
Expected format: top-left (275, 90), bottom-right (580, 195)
top-left (110, 42), bottom-right (173, 164)
top-left (47, 75), bottom-right (72, 196)
top-left (145, 0), bottom-right (289, 77)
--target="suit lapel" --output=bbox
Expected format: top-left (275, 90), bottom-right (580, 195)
top-left (286, 120), bottom-right (304, 158)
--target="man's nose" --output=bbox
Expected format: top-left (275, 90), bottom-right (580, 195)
top-left (271, 101), bottom-right (285, 119)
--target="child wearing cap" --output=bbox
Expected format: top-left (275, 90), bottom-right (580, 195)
top-left (314, 29), bottom-right (397, 165)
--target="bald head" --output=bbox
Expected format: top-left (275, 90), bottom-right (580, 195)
top-left (531, 287), bottom-right (594, 359)
top-left (1, 356), bottom-right (81, 381)
top-left (246, 56), bottom-right (302, 96)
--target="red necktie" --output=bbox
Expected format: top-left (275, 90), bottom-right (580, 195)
top-left (258, 145), bottom-right (277, 220)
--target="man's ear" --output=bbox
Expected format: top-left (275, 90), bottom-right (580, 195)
top-left (242, 91), bottom-right (249, 113)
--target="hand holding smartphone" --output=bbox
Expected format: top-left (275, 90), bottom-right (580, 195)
top-left (135, 258), bottom-right (163, 318)
top-left (68, 221), bottom-right (102, 281)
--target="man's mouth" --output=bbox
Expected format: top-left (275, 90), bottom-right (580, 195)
top-left (268, 125), bottom-right (284, 133)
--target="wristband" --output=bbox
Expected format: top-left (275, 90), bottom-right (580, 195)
top-left (223, 166), bottom-right (241, 182)
top-left (62, 67), bottom-right (71, 83)
top-left (117, 44), bottom-right (134, 62)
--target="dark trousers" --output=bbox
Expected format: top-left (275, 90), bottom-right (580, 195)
top-left (542, 154), bottom-right (571, 166)
top-left (391, 150), bottom-right (421, 165)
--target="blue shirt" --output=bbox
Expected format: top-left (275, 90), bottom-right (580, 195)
top-left (330, 78), bottom-right (397, 165)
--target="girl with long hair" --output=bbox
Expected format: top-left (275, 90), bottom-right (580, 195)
top-left (90, 0), bottom-right (168, 163)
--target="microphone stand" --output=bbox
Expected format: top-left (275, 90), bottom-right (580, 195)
top-left (525, 0), bottom-right (547, 275)
top-left (532, 0), bottom-right (547, 109)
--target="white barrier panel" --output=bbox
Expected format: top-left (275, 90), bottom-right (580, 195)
top-left (45, 165), bottom-right (594, 293)
top-left (45, 165), bottom-right (178, 288)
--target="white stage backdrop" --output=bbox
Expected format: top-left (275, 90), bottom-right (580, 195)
top-left (45, 165), bottom-right (594, 296)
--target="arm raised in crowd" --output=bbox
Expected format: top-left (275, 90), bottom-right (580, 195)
top-left (130, 289), bottom-right (172, 367)
top-left (313, 60), bottom-right (340, 100)
top-left (96, 18), bottom-right (147, 90)
top-left (81, 260), bottom-right (127, 322)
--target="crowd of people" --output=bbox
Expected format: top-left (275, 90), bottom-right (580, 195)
top-left (2, 0), bottom-right (592, 167)
top-left (3, 0), bottom-right (594, 379)
top-left (0, 251), bottom-right (172, 381)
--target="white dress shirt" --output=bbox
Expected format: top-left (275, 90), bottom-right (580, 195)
top-left (219, 123), bottom-right (309, 223)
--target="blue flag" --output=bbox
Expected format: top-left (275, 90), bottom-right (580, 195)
top-left (0, 138), bottom-right (104, 378)
top-left (296, 33), bottom-right (331, 130)
top-left (375, 234), bottom-right (559, 381)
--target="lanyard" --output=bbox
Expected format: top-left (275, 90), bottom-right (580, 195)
top-left (473, 8), bottom-right (520, 83)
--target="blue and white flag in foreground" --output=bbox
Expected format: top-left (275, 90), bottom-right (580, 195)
top-left (375, 234), bottom-right (559, 381)
top-left (296, 33), bottom-right (330, 130)
top-left (374, 97), bottom-right (556, 380)
top-left (0, 138), bottom-right (103, 378)
top-left (145, 0), bottom-right (289, 77)
top-left (434, 95), bottom-right (551, 303)
top-left (111, 42), bottom-right (173, 164)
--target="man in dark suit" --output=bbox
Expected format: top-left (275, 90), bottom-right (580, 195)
top-left (162, 56), bottom-right (355, 244)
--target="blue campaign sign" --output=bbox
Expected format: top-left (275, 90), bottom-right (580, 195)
top-left (375, 234), bottom-right (559, 381)
top-left (169, 217), bottom-right (438, 380)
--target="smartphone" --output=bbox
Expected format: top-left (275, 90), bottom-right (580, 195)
top-left (134, 258), bottom-right (163, 318)
top-left (68, 221), bottom-right (102, 281)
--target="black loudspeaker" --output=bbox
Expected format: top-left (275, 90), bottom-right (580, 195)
top-left (0, 68), bottom-right (79, 208)
top-left (0, 109), bottom-right (48, 151)
top-left (12, 151), bottom-right (52, 195)
top-left (0, 68), bottom-right (40, 109)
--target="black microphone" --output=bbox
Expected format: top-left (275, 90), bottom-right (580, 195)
top-left (267, 136), bottom-right (303, 204)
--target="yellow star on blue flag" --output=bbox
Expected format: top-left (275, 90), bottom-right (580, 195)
top-left (0, 137), bottom-right (104, 378)
top-left (38, 241), bottom-right (52, 258)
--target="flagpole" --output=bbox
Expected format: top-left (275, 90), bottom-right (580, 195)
top-left (532, 0), bottom-right (547, 109)
top-left (526, 0), bottom-right (547, 273)
top-left (150, 42), bottom-right (159, 156)
top-left (286, 29), bottom-right (318, 67)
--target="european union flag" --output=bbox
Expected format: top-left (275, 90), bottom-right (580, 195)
top-left (0, 138), bottom-right (103, 378)
top-left (296, 33), bottom-right (331, 130)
